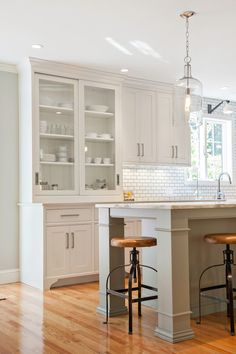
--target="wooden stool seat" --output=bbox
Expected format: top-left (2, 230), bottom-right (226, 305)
top-left (204, 233), bottom-right (236, 244)
top-left (111, 236), bottom-right (157, 248)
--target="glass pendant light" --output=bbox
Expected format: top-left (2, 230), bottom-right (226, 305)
top-left (174, 11), bottom-right (203, 128)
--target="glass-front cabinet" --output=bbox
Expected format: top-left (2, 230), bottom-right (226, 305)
top-left (79, 81), bottom-right (122, 195)
top-left (33, 74), bottom-right (122, 197)
top-left (34, 74), bottom-right (79, 195)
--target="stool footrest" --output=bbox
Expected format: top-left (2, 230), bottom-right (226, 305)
top-left (201, 293), bottom-right (229, 303)
top-left (141, 284), bottom-right (158, 292)
top-left (200, 284), bottom-right (226, 292)
top-left (132, 295), bottom-right (158, 303)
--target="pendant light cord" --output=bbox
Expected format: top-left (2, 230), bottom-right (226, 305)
top-left (185, 17), bottom-right (191, 64)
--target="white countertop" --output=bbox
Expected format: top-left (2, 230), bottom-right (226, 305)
top-left (96, 199), bottom-right (236, 210)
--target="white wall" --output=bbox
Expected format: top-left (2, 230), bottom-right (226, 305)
top-left (0, 69), bottom-right (19, 283)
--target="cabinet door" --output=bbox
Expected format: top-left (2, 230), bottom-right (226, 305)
top-left (79, 80), bottom-right (122, 195)
top-left (122, 87), bottom-right (140, 163)
top-left (46, 226), bottom-right (69, 277)
top-left (173, 93), bottom-right (191, 165)
top-left (156, 92), bottom-right (174, 164)
top-left (138, 90), bottom-right (156, 163)
top-left (94, 223), bottom-right (99, 272)
top-left (69, 224), bottom-right (93, 274)
top-left (33, 74), bottom-right (79, 196)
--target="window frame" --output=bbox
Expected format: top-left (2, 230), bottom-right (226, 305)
top-left (188, 116), bottom-right (232, 182)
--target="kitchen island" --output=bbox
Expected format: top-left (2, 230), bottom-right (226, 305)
top-left (96, 200), bottom-right (236, 343)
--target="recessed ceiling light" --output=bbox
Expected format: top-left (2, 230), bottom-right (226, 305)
top-left (31, 44), bottom-right (44, 49)
top-left (56, 111), bottom-right (62, 115)
top-left (120, 68), bottom-right (129, 73)
top-left (220, 86), bottom-right (229, 90)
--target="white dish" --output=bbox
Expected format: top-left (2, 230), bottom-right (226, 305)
top-left (57, 152), bottom-right (68, 158)
top-left (103, 157), bottom-right (111, 164)
top-left (86, 157), bottom-right (93, 163)
top-left (58, 145), bottom-right (67, 152)
top-left (99, 133), bottom-right (111, 139)
top-left (57, 157), bottom-right (68, 162)
top-left (58, 102), bottom-right (73, 108)
top-left (86, 105), bottom-right (109, 112)
top-left (94, 157), bottom-right (102, 164)
top-left (86, 132), bottom-right (97, 138)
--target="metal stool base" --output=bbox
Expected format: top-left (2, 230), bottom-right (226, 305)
top-left (197, 244), bottom-right (236, 335)
top-left (104, 247), bottom-right (158, 334)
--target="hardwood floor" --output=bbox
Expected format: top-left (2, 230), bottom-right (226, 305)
top-left (0, 282), bottom-right (236, 354)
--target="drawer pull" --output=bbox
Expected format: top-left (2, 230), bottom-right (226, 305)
top-left (61, 214), bottom-right (80, 217)
top-left (66, 233), bottom-right (69, 249)
top-left (71, 232), bottom-right (75, 248)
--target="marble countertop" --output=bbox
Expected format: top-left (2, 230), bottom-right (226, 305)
top-left (96, 199), bottom-right (236, 210)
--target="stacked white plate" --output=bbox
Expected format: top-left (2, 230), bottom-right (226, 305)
top-left (57, 145), bottom-right (68, 162)
top-left (41, 153), bottom-right (56, 162)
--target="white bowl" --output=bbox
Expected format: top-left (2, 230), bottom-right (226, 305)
top-left (58, 145), bottom-right (67, 152)
top-left (57, 152), bottom-right (68, 158)
top-left (86, 132), bottom-right (97, 138)
top-left (94, 157), bottom-right (102, 164)
top-left (58, 157), bottom-right (68, 162)
top-left (103, 157), bottom-right (111, 164)
top-left (86, 105), bottom-right (109, 112)
top-left (99, 133), bottom-right (111, 139)
top-left (86, 157), bottom-right (93, 163)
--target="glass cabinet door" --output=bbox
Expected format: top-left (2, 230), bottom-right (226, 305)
top-left (34, 74), bottom-right (79, 195)
top-left (80, 81), bottom-right (122, 195)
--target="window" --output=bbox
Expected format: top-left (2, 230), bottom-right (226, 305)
top-left (188, 117), bottom-right (232, 181)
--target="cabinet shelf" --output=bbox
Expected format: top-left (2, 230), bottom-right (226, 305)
top-left (39, 105), bottom-right (74, 115)
top-left (40, 133), bottom-right (74, 140)
top-left (40, 161), bottom-right (74, 166)
top-left (85, 110), bottom-right (114, 118)
top-left (85, 163), bottom-right (114, 167)
top-left (85, 136), bottom-right (114, 143)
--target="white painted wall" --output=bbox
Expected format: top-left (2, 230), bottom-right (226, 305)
top-left (0, 69), bottom-right (19, 283)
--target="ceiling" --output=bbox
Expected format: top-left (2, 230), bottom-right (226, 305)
top-left (1, 0), bottom-right (236, 100)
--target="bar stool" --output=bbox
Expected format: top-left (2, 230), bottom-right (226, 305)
top-left (103, 236), bottom-right (158, 334)
top-left (197, 233), bottom-right (236, 335)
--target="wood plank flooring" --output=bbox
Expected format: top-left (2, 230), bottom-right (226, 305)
top-left (0, 282), bottom-right (236, 354)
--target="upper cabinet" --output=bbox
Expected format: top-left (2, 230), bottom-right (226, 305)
top-left (122, 84), bottom-right (191, 166)
top-left (22, 59), bottom-right (124, 202)
top-left (156, 92), bottom-right (191, 165)
top-left (34, 74), bottom-right (79, 195)
top-left (79, 81), bottom-right (122, 195)
top-left (122, 87), bottom-right (156, 164)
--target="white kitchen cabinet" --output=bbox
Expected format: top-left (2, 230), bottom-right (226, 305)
top-left (122, 87), bottom-right (156, 164)
top-left (46, 226), bottom-right (69, 277)
top-left (79, 80), bottom-right (122, 195)
top-left (69, 224), bottom-right (93, 274)
top-left (46, 223), bottom-right (93, 279)
top-left (156, 92), bottom-right (191, 165)
top-left (33, 74), bottom-right (79, 196)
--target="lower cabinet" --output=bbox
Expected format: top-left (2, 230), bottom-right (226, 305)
top-left (46, 224), bottom-right (93, 277)
top-left (45, 204), bottom-right (98, 289)
top-left (45, 205), bottom-right (141, 289)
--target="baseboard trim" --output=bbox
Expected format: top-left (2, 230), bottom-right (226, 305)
top-left (0, 269), bottom-right (20, 284)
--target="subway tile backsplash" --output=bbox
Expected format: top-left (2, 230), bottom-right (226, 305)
top-left (123, 97), bottom-right (236, 201)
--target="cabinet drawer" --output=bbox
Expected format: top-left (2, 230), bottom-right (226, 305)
top-left (46, 208), bottom-right (92, 223)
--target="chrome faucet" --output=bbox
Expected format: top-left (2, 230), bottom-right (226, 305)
top-left (216, 172), bottom-right (232, 200)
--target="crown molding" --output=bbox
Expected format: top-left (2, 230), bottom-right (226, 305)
top-left (0, 63), bottom-right (18, 73)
